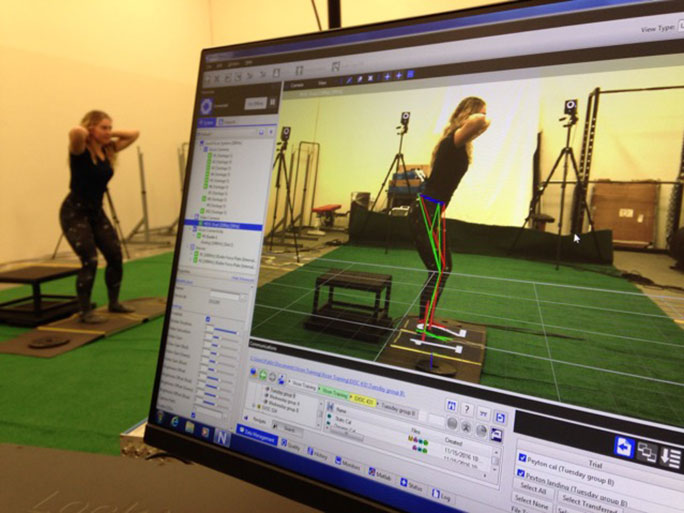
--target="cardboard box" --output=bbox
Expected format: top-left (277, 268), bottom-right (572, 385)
top-left (591, 181), bottom-right (658, 248)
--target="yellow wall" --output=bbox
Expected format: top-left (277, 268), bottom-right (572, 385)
top-left (207, 0), bottom-right (514, 46)
top-left (0, 0), bottom-right (210, 265)
top-left (537, 57), bottom-right (684, 247)
top-left (0, 0), bottom-right (506, 266)
top-left (14, 0), bottom-right (673, 265)
top-left (273, 77), bottom-right (540, 232)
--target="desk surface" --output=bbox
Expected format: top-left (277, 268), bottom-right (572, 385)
top-left (0, 444), bottom-right (321, 513)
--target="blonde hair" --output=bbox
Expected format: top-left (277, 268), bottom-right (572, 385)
top-left (81, 110), bottom-right (116, 165)
top-left (431, 96), bottom-right (486, 168)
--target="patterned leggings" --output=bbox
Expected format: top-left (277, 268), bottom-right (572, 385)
top-left (59, 194), bottom-right (123, 311)
top-left (408, 196), bottom-right (453, 320)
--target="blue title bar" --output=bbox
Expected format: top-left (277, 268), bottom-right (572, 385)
top-left (184, 219), bottom-right (263, 231)
top-left (236, 424), bottom-right (279, 446)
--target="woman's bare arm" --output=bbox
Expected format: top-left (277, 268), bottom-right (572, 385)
top-left (111, 130), bottom-right (140, 152)
top-left (68, 126), bottom-right (89, 155)
top-left (452, 114), bottom-right (491, 147)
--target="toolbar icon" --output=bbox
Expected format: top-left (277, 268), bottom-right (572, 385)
top-left (200, 98), bottom-right (214, 116)
top-left (660, 447), bottom-right (682, 470)
top-left (614, 436), bottom-right (635, 459)
top-left (636, 441), bottom-right (658, 464)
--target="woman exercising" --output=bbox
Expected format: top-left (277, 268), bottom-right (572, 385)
top-left (409, 97), bottom-right (490, 335)
top-left (60, 110), bottom-right (139, 323)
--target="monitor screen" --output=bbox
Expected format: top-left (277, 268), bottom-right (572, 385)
top-left (145, 1), bottom-right (684, 511)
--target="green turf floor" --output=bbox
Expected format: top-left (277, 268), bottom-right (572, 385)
top-left (253, 245), bottom-right (684, 427)
top-left (0, 253), bottom-right (173, 455)
top-left (1, 247), bottom-right (682, 457)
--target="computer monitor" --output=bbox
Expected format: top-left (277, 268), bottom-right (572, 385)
top-left (145, 1), bottom-right (684, 511)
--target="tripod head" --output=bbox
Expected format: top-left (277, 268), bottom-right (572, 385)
top-left (559, 99), bottom-right (578, 128)
top-left (277, 126), bottom-right (291, 152)
top-left (396, 111), bottom-right (410, 135)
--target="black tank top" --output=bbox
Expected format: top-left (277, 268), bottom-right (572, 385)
top-left (422, 131), bottom-right (469, 206)
top-left (69, 150), bottom-right (114, 207)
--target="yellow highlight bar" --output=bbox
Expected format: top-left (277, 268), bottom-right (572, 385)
top-left (349, 393), bottom-right (377, 407)
top-left (37, 326), bottom-right (105, 335)
top-left (389, 344), bottom-right (481, 366)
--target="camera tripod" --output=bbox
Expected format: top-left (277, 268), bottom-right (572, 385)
top-left (268, 128), bottom-right (301, 263)
top-left (370, 113), bottom-right (414, 214)
top-left (509, 113), bottom-right (602, 269)
top-left (361, 113), bottom-right (416, 251)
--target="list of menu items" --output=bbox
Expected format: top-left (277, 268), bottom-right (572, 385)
top-left (244, 381), bottom-right (324, 429)
top-left (180, 127), bottom-right (276, 274)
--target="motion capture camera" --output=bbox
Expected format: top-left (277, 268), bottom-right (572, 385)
top-left (560, 99), bottom-right (578, 127)
top-left (280, 126), bottom-right (291, 142)
top-left (397, 111), bottom-right (411, 134)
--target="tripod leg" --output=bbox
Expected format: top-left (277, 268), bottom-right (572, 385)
top-left (568, 150), bottom-right (604, 262)
top-left (370, 154), bottom-right (401, 213)
top-left (508, 149), bottom-right (565, 255)
top-left (269, 154), bottom-right (283, 251)
top-left (359, 154), bottom-right (401, 242)
top-left (52, 233), bottom-right (64, 260)
top-left (398, 153), bottom-right (411, 196)
top-left (279, 152), bottom-right (301, 263)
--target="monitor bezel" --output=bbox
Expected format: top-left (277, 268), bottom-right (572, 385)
top-left (145, 1), bottom-right (684, 511)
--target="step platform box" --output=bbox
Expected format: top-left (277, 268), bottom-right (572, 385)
top-left (304, 269), bottom-right (393, 343)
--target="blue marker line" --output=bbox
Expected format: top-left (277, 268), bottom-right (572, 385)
top-left (419, 194), bottom-right (444, 205)
top-left (215, 328), bottom-right (238, 334)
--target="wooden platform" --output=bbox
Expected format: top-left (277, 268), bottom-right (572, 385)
top-left (377, 316), bottom-right (487, 383)
top-left (0, 297), bottom-right (166, 358)
top-left (0, 264), bottom-right (81, 326)
top-left (304, 269), bottom-right (393, 342)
